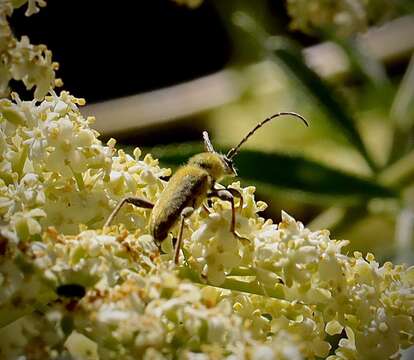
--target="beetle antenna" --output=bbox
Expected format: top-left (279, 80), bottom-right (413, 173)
top-left (226, 112), bottom-right (309, 159)
top-left (203, 131), bottom-right (215, 153)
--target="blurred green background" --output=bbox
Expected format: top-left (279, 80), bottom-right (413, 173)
top-left (94, 0), bottom-right (414, 264)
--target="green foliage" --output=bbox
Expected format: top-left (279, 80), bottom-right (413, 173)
top-left (225, 10), bottom-right (414, 262)
top-left (273, 48), bottom-right (378, 171)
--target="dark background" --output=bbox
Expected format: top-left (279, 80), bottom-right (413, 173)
top-left (9, 0), bottom-right (301, 103)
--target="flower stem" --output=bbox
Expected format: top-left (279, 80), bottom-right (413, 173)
top-left (177, 266), bottom-right (285, 300)
top-left (228, 266), bottom-right (256, 276)
top-left (15, 144), bottom-right (28, 179)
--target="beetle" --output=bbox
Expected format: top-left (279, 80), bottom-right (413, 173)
top-left (105, 112), bottom-right (308, 263)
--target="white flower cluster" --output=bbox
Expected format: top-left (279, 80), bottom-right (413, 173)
top-left (0, 91), bottom-right (170, 239)
top-left (1, 1), bottom-right (412, 358)
top-left (0, 0), bottom-right (60, 99)
top-left (0, 237), bottom-right (302, 360)
top-left (0, 92), bottom-right (413, 359)
top-left (184, 194), bottom-right (414, 359)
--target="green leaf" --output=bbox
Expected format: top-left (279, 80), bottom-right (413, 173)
top-left (388, 54), bottom-right (414, 164)
top-left (273, 48), bottom-right (378, 172)
top-left (142, 143), bottom-right (396, 203)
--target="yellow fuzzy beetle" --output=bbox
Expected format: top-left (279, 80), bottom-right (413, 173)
top-left (105, 112), bottom-right (308, 263)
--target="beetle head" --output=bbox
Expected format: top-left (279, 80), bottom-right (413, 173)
top-left (221, 155), bottom-right (237, 177)
top-left (186, 131), bottom-right (238, 180)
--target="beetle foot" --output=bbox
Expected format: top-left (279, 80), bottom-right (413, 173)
top-left (233, 230), bottom-right (250, 246)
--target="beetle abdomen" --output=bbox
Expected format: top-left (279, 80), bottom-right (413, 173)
top-left (149, 165), bottom-right (211, 242)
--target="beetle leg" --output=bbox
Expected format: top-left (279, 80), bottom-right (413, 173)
top-left (104, 197), bottom-right (154, 227)
top-left (202, 198), bottom-right (214, 214)
top-left (212, 184), bottom-right (243, 212)
top-left (226, 187), bottom-right (244, 212)
top-left (174, 207), bottom-right (194, 264)
top-left (208, 190), bottom-right (250, 244)
top-left (202, 203), bottom-right (212, 214)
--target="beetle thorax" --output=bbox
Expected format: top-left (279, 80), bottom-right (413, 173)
top-left (188, 152), bottom-right (235, 181)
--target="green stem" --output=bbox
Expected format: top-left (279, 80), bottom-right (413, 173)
top-left (228, 266), bottom-right (256, 276)
top-left (177, 266), bottom-right (285, 300)
top-left (69, 165), bottom-right (85, 191)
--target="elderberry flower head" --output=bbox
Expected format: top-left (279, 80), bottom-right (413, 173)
top-left (0, 91), bottom-right (413, 359)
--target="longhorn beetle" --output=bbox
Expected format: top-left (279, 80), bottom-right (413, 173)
top-left (105, 112), bottom-right (308, 263)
